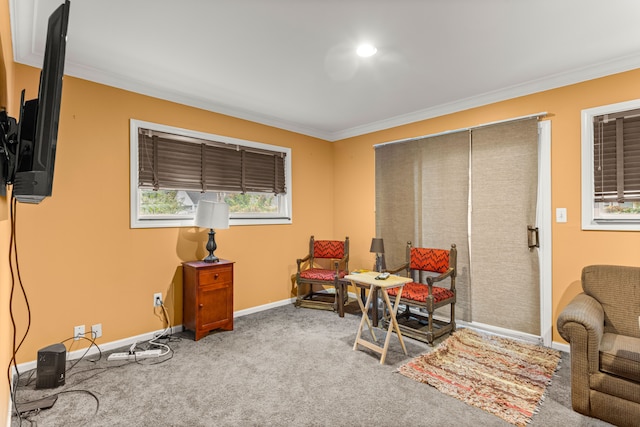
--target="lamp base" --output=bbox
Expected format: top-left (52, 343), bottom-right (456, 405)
top-left (203, 228), bottom-right (220, 263)
top-left (203, 254), bottom-right (220, 263)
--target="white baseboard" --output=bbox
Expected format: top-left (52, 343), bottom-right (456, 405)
top-left (460, 320), bottom-right (544, 344)
top-left (551, 341), bottom-right (570, 353)
top-left (454, 320), bottom-right (569, 353)
top-left (233, 297), bottom-right (296, 318)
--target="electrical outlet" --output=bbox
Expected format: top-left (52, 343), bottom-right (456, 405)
top-left (73, 325), bottom-right (85, 341)
top-left (91, 323), bottom-right (102, 339)
top-left (153, 293), bottom-right (163, 307)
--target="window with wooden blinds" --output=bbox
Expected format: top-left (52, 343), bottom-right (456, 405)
top-left (593, 112), bottom-right (640, 203)
top-left (130, 119), bottom-right (292, 228)
top-left (582, 100), bottom-right (640, 231)
top-left (138, 129), bottom-right (287, 195)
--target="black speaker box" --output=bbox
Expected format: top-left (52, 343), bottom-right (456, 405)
top-left (36, 343), bottom-right (66, 389)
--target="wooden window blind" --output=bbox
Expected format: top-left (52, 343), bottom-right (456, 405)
top-left (138, 129), bottom-right (286, 194)
top-left (593, 112), bottom-right (640, 202)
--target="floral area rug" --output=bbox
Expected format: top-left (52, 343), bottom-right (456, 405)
top-left (398, 328), bottom-right (561, 426)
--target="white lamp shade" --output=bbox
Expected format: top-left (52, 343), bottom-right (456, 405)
top-left (195, 201), bottom-right (229, 229)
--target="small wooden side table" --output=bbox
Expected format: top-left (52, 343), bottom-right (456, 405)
top-left (182, 259), bottom-right (234, 341)
top-left (345, 272), bottom-right (413, 364)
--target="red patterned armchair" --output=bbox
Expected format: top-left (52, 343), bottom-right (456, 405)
top-left (384, 242), bottom-right (457, 344)
top-left (295, 236), bottom-right (349, 316)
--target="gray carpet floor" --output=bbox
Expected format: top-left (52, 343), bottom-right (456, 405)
top-left (11, 303), bottom-right (613, 426)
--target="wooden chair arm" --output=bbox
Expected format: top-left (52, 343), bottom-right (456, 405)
top-left (333, 254), bottom-right (349, 272)
top-left (296, 254), bottom-right (311, 272)
top-left (385, 262), bottom-right (409, 275)
top-left (427, 268), bottom-right (454, 285)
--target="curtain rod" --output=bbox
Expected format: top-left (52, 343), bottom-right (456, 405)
top-left (373, 112), bottom-right (548, 149)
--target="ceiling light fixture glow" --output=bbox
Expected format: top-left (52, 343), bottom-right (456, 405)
top-left (356, 44), bottom-right (377, 57)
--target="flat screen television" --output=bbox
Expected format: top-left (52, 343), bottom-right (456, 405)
top-left (12, 0), bottom-right (70, 203)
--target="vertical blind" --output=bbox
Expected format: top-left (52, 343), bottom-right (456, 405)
top-left (138, 129), bottom-right (287, 194)
top-left (375, 131), bottom-right (472, 321)
top-left (593, 111), bottom-right (640, 202)
top-left (375, 117), bottom-right (540, 334)
top-left (469, 120), bottom-right (540, 335)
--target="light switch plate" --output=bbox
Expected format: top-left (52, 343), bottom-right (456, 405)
top-left (556, 208), bottom-right (567, 223)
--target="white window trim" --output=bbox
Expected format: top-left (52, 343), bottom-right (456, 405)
top-left (581, 99), bottom-right (640, 231)
top-left (129, 119), bottom-right (293, 229)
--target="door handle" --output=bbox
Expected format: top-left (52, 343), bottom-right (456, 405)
top-left (527, 226), bottom-right (539, 249)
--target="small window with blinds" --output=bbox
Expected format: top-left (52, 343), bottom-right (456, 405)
top-left (130, 119), bottom-right (292, 228)
top-left (582, 100), bottom-right (640, 230)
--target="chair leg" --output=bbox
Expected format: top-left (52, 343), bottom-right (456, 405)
top-left (451, 301), bottom-right (456, 331)
top-left (334, 281), bottom-right (345, 317)
top-left (427, 311), bottom-right (435, 344)
top-left (294, 281), bottom-right (303, 307)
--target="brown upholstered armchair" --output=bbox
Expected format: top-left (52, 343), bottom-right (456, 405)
top-left (295, 236), bottom-right (349, 316)
top-left (557, 265), bottom-right (640, 427)
top-left (383, 242), bottom-right (457, 345)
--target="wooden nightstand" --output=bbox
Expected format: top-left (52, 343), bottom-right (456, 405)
top-left (182, 259), bottom-right (234, 341)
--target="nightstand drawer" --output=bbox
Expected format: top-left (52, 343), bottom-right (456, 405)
top-left (199, 265), bottom-right (233, 286)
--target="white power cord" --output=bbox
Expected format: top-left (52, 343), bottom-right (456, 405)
top-left (149, 302), bottom-right (173, 356)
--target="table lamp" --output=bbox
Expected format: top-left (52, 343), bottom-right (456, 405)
top-left (370, 238), bottom-right (386, 272)
top-left (194, 200), bottom-right (229, 263)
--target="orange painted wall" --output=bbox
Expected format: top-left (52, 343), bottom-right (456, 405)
top-left (334, 69), bottom-right (640, 343)
top-left (4, 62), bottom-right (336, 371)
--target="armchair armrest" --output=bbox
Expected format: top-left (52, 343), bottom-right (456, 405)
top-left (333, 254), bottom-right (349, 272)
top-left (427, 268), bottom-right (455, 286)
top-left (557, 292), bottom-right (604, 349)
top-left (556, 292), bottom-right (604, 413)
top-left (296, 254), bottom-right (311, 272)
top-left (385, 262), bottom-right (409, 276)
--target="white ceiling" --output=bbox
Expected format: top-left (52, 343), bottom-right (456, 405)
top-left (10, 0), bottom-right (640, 141)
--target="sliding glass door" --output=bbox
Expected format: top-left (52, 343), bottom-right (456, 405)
top-left (469, 120), bottom-right (539, 335)
top-left (375, 118), bottom-right (540, 336)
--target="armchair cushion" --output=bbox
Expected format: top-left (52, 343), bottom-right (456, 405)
top-left (410, 248), bottom-right (450, 273)
top-left (387, 282), bottom-right (454, 303)
top-left (299, 268), bottom-right (347, 281)
top-left (600, 333), bottom-right (640, 383)
top-left (313, 240), bottom-right (345, 259)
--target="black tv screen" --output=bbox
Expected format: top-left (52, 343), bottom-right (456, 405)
top-left (13, 1), bottom-right (70, 204)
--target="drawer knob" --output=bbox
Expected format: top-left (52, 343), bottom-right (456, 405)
top-left (214, 274), bottom-right (219, 279)
top-left (199, 303), bottom-right (203, 308)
